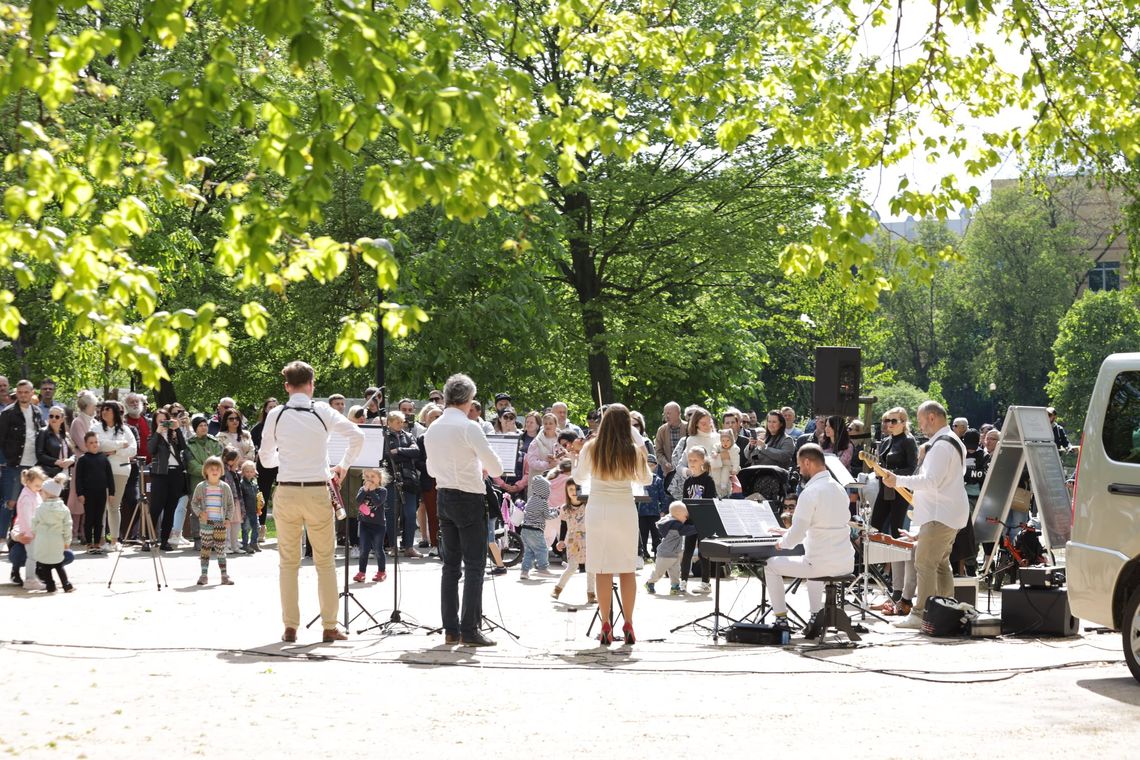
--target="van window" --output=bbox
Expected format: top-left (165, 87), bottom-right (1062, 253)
top-left (1103, 371), bottom-right (1140, 464)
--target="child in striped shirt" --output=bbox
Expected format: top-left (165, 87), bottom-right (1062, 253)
top-left (519, 472), bottom-right (559, 580)
top-left (190, 456), bottom-right (237, 586)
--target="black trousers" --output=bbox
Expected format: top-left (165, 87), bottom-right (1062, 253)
top-left (681, 533), bottom-right (710, 583)
top-left (256, 463), bottom-right (278, 526)
top-left (638, 515), bottom-right (661, 557)
top-left (870, 493), bottom-right (907, 538)
top-left (148, 470), bottom-right (185, 543)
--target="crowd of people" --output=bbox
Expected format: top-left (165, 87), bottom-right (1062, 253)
top-left (1, 368), bottom-right (1063, 645)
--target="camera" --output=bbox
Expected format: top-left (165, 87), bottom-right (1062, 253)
top-left (161, 420), bottom-right (175, 429)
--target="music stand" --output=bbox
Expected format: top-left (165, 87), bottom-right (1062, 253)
top-left (669, 500), bottom-right (740, 637)
top-left (305, 480), bottom-right (381, 633)
top-left (358, 436), bottom-right (431, 637)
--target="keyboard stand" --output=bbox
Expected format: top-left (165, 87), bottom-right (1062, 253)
top-left (670, 564), bottom-right (740, 639)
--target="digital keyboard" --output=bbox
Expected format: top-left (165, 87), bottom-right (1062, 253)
top-left (699, 537), bottom-right (805, 562)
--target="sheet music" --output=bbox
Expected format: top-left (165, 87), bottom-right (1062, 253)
top-left (716, 501), bottom-right (748, 536)
top-left (725, 498), bottom-right (780, 535)
top-left (328, 426), bottom-right (386, 468)
top-left (485, 434), bottom-right (522, 470)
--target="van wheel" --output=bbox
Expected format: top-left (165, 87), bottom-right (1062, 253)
top-left (1125, 586), bottom-right (1140, 684)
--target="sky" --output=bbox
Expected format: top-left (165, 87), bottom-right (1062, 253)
top-left (851, 3), bottom-right (1034, 221)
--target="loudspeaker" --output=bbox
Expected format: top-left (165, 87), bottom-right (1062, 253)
top-left (814, 346), bottom-right (861, 417)
top-left (1000, 584), bottom-right (1079, 636)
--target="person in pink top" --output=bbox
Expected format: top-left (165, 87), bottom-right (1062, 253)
top-left (9, 466), bottom-right (47, 589)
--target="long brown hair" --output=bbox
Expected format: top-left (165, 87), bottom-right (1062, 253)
top-left (584, 403), bottom-right (646, 481)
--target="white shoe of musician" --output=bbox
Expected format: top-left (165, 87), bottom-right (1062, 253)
top-left (893, 612), bottom-right (924, 630)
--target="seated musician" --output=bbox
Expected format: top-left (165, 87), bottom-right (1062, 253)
top-left (765, 444), bottom-right (855, 631)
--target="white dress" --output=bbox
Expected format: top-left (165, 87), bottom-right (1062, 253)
top-left (573, 443), bottom-right (654, 574)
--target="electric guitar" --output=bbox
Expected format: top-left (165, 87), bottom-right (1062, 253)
top-left (858, 450), bottom-right (915, 506)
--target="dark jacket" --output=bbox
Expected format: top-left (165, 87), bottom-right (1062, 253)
top-left (75, 451), bottom-right (115, 499)
top-left (35, 427), bottom-right (71, 477)
top-left (238, 477), bottom-right (259, 517)
top-left (147, 429), bottom-right (190, 475)
top-left (387, 428), bottom-right (421, 493)
top-left (356, 485), bottom-right (388, 525)
top-left (0, 403), bottom-right (43, 464)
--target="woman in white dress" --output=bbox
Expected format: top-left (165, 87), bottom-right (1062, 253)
top-left (573, 403), bottom-right (653, 645)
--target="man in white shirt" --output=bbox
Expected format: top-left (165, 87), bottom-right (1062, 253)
top-left (883, 400), bottom-right (968, 630)
top-left (424, 374), bottom-right (504, 647)
top-left (766, 443), bottom-right (854, 630)
top-left (259, 361), bottom-right (364, 644)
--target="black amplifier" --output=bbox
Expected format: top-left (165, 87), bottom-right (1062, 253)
top-left (1000, 585), bottom-right (1079, 636)
top-left (725, 623), bottom-right (791, 646)
top-left (1018, 565), bottom-right (1066, 589)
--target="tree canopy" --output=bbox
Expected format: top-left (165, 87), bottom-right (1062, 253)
top-left (4, 0), bottom-right (1140, 403)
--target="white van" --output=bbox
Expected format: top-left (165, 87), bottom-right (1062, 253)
top-left (1068, 352), bottom-right (1140, 683)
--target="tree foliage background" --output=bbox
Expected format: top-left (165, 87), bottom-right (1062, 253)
top-left (4, 0), bottom-right (1140, 425)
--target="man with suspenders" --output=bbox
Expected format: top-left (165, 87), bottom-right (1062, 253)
top-left (882, 400), bottom-right (968, 631)
top-left (259, 361), bottom-right (364, 643)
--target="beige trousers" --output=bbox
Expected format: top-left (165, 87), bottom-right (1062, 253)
top-left (275, 484), bottom-right (338, 629)
top-left (914, 520), bottom-right (957, 612)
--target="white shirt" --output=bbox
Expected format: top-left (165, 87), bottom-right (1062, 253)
top-left (258, 393), bottom-right (364, 481)
top-left (781, 469), bottom-right (854, 571)
top-left (424, 407), bottom-right (504, 494)
top-left (895, 425), bottom-right (969, 529)
top-left (20, 405), bottom-right (36, 466)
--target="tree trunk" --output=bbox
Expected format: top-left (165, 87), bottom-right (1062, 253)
top-left (564, 188), bottom-right (615, 405)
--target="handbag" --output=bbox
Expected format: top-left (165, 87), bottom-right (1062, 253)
top-left (730, 473), bottom-right (743, 494)
top-left (921, 596), bottom-right (978, 637)
top-left (1010, 487), bottom-right (1031, 513)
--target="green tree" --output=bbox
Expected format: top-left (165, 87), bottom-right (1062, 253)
top-left (7, 0), bottom-right (1140, 389)
top-left (949, 188), bottom-right (1088, 408)
top-left (869, 380), bottom-right (947, 423)
top-left (1047, 289), bottom-right (1140, 429)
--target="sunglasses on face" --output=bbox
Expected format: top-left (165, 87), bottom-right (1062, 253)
top-left (882, 418), bottom-right (899, 425)
top-left (49, 414), bottom-right (63, 419)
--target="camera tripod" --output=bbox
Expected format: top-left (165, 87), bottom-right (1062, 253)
top-left (108, 462), bottom-right (168, 591)
top-left (306, 478), bottom-right (382, 633)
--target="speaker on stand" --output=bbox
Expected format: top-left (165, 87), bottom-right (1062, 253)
top-left (814, 347), bottom-right (861, 418)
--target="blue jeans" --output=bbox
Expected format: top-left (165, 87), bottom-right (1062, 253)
top-left (438, 488), bottom-right (487, 639)
top-left (358, 521), bottom-right (386, 573)
top-left (386, 487), bottom-right (418, 549)
top-left (172, 495), bottom-right (188, 537)
top-left (520, 526), bottom-right (548, 572)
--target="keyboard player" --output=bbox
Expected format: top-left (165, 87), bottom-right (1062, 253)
top-left (765, 444), bottom-right (854, 630)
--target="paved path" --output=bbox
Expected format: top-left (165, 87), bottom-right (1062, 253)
top-left (1, 541), bottom-right (1137, 758)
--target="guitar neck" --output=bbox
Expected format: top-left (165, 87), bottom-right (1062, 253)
top-left (860, 452), bottom-right (915, 505)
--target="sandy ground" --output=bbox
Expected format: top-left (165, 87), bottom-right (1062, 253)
top-left (1, 539), bottom-right (1137, 759)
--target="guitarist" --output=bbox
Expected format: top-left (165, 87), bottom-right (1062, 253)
top-left (881, 401), bottom-right (968, 632)
top-left (869, 407), bottom-right (919, 614)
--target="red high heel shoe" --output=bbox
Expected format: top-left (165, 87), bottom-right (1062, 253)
top-left (622, 622), bottom-right (636, 645)
top-left (598, 621), bottom-right (614, 645)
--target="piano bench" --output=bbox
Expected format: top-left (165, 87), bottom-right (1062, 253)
top-left (806, 574), bottom-right (861, 643)
top-left (812, 574), bottom-right (856, 584)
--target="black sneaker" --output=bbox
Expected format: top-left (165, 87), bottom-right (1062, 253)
top-left (489, 566), bottom-right (507, 576)
top-left (417, 540), bottom-right (430, 549)
top-left (159, 543), bottom-right (173, 552)
top-left (10, 569), bottom-right (22, 586)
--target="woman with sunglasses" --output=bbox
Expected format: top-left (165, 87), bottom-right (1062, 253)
top-left (95, 400), bottom-right (137, 550)
top-left (36, 406), bottom-right (76, 481)
top-left (869, 407), bottom-right (919, 614)
top-left (216, 408), bottom-right (255, 465)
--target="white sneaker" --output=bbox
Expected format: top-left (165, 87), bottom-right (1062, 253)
top-left (635, 556), bottom-right (645, 570)
top-left (519, 570), bottom-right (530, 580)
top-left (23, 578), bottom-right (45, 591)
top-left (893, 612), bottom-right (925, 630)
top-left (102, 542), bottom-right (114, 553)
top-left (535, 568), bottom-right (556, 577)
top-left (698, 582), bottom-right (712, 594)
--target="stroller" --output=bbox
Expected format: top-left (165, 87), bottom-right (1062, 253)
top-left (738, 464), bottom-right (790, 520)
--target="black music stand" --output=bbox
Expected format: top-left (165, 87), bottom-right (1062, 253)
top-left (670, 500), bottom-right (740, 637)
